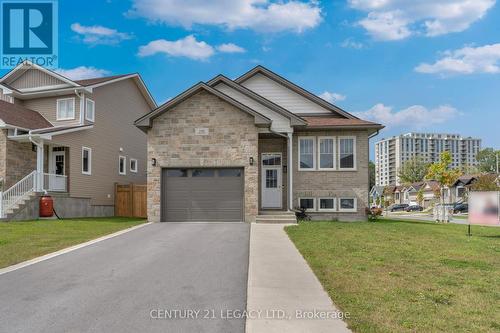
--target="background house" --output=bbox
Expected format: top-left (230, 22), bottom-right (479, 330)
top-left (0, 62), bottom-right (155, 220)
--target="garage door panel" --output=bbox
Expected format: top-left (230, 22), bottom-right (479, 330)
top-left (162, 168), bottom-right (244, 222)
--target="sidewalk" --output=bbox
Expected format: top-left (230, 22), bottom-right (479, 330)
top-left (246, 224), bottom-right (351, 333)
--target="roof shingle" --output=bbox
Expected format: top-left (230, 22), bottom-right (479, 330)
top-left (0, 100), bottom-right (52, 130)
top-left (302, 117), bottom-right (383, 128)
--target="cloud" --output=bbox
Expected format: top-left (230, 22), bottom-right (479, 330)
top-left (349, 0), bottom-right (495, 41)
top-left (216, 43), bottom-right (246, 53)
top-left (55, 67), bottom-right (111, 80)
top-left (71, 23), bottom-right (132, 45)
top-left (415, 43), bottom-right (500, 75)
top-left (354, 103), bottom-right (458, 128)
top-left (128, 0), bottom-right (322, 33)
top-left (340, 38), bottom-right (364, 49)
top-left (319, 91), bottom-right (346, 103)
top-left (138, 35), bottom-right (215, 60)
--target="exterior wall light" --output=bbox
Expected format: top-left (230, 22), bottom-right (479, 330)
top-left (151, 158), bottom-right (157, 167)
top-left (249, 157), bottom-right (254, 166)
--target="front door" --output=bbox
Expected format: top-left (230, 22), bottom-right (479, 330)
top-left (261, 153), bottom-right (282, 209)
top-left (49, 150), bottom-right (66, 191)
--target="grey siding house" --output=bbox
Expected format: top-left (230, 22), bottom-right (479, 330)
top-left (136, 66), bottom-right (384, 222)
top-left (0, 61), bottom-right (156, 219)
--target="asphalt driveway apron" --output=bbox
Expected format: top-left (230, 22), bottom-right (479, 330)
top-left (0, 222), bottom-right (250, 333)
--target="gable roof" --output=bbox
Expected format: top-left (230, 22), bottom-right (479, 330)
top-left (0, 100), bottom-right (52, 130)
top-left (74, 74), bottom-right (132, 86)
top-left (207, 74), bottom-right (307, 126)
top-left (1, 61), bottom-right (80, 87)
top-left (452, 175), bottom-right (479, 187)
top-left (135, 82), bottom-right (271, 131)
top-left (235, 66), bottom-right (357, 119)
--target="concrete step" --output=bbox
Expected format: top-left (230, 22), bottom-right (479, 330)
top-left (256, 214), bottom-right (297, 224)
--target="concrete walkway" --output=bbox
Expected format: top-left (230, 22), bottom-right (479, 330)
top-left (246, 224), bottom-right (351, 333)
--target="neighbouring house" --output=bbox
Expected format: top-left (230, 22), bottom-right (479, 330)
top-left (136, 66), bottom-right (384, 222)
top-left (369, 185), bottom-right (384, 206)
top-left (405, 182), bottom-right (424, 205)
top-left (450, 174), bottom-right (479, 203)
top-left (0, 61), bottom-right (156, 220)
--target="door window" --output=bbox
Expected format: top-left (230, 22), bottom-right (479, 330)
top-left (265, 169), bottom-right (278, 188)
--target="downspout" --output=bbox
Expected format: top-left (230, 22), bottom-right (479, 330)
top-left (75, 89), bottom-right (85, 125)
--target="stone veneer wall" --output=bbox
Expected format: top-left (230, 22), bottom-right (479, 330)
top-left (147, 90), bottom-right (259, 223)
top-left (0, 130), bottom-right (37, 190)
top-left (293, 130), bottom-right (370, 221)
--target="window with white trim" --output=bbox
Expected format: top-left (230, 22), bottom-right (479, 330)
top-left (319, 198), bottom-right (336, 211)
top-left (318, 137), bottom-right (335, 170)
top-left (85, 98), bottom-right (95, 122)
top-left (119, 156), bottom-right (126, 175)
top-left (130, 158), bottom-right (138, 173)
top-left (299, 198), bottom-right (315, 211)
top-left (339, 137), bottom-right (356, 170)
top-left (456, 186), bottom-right (465, 198)
top-left (339, 198), bottom-right (357, 212)
top-left (82, 147), bottom-right (91, 175)
top-left (57, 98), bottom-right (75, 120)
top-left (299, 137), bottom-right (315, 170)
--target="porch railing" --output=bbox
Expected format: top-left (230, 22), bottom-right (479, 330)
top-left (0, 171), bottom-right (68, 218)
top-left (0, 171), bottom-right (38, 218)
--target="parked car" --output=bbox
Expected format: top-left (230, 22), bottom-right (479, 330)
top-left (389, 204), bottom-right (409, 212)
top-left (453, 203), bottom-right (468, 214)
top-left (405, 205), bottom-right (423, 212)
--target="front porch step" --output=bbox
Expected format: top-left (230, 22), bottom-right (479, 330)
top-left (256, 213), bottom-right (297, 224)
top-left (1, 192), bottom-right (37, 220)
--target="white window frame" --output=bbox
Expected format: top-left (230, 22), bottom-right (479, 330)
top-left (81, 147), bottom-right (92, 175)
top-left (338, 136), bottom-right (357, 171)
top-left (298, 197), bottom-right (316, 211)
top-left (298, 137), bottom-right (316, 171)
top-left (119, 155), bottom-right (126, 175)
top-left (318, 197), bottom-right (336, 212)
top-left (130, 158), bottom-right (138, 173)
top-left (318, 136), bottom-right (336, 171)
top-left (85, 98), bottom-right (95, 122)
top-left (338, 197), bottom-right (357, 212)
top-left (56, 97), bottom-right (76, 121)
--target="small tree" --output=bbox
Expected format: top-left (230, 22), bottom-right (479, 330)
top-left (416, 189), bottom-right (424, 206)
top-left (398, 157), bottom-right (429, 184)
top-left (426, 151), bottom-right (462, 222)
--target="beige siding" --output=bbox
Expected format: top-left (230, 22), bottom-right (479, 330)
top-left (51, 79), bottom-right (150, 206)
top-left (22, 94), bottom-right (81, 126)
top-left (241, 73), bottom-right (331, 115)
top-left (214, 83), bottom-right (292, 132)
top-left (8, 69), bottom-right (67, 90)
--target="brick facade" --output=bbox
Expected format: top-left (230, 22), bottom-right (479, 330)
top-left (147, 91), bottom-right (259, 222)
top-left (292, 130), bottom-right (369, 221)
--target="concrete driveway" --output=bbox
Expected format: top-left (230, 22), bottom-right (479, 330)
top-left (0, 222), bottom-right (250, 333)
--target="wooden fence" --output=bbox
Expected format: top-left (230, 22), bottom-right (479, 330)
top-left (115, 183), bottom-right (147, 218)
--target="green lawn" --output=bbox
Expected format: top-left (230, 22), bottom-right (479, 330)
top-left (0, 217), bottom-right (146, 269)
top-left (286, 219), bottom-right (500, 333)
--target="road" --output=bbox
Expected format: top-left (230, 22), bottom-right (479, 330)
top-left (0, 222), bottom-right (250, 333)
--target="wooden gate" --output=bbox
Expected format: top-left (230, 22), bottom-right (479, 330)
top-left (115, 183), bottom-right (147, 218)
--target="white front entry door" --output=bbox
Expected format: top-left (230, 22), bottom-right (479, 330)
top-left (49, 150), bottom-right (66, 191)
top-left (261, 153), bottom-right (282, 209)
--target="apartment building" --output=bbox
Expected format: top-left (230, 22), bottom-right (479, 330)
top-left (375, 132), bottom-right (481, 186)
